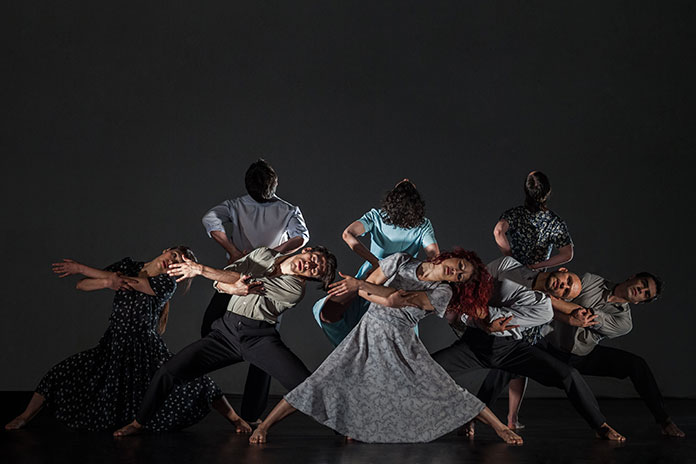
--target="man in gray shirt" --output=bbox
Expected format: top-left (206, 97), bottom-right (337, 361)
top-left (113, 246), bottom-right (336, 436)
top-left (542, 271), bottom-right (685, 438)
top-left (432, 258), bottom-right (625, 441)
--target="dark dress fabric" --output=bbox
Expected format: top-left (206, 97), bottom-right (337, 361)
top-left (36, 257), bottom-right (222, 431)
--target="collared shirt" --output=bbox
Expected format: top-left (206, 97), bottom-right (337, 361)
top-left (459, 259), bottom-right (553, 339)
top-left (213, 247), bottom-right (306, 324)
top-left (544, 273), bottom-right (632, 356)
top-left (202, 194), bottom-right (310, 256)
top-left (487, 256), bottom-right (547, 343)
top-left (500, 206), bottom-right (573, 266)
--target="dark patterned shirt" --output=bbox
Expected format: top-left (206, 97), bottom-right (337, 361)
top-left (500, 206), bottom-right (573, 266)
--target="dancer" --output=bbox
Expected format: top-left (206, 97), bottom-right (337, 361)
top-left (490, 170), bottom-right (575, 429)
top-left (432, 257), bottom-right (626, 441)
top-left (113, 246), bottom-right (336, 437)
top-left (5, 248), bottom-right (246, 432)
top-left (314, 179), bottom-right (439, 346)
top-left (201, 159), bottom-right (310, 425)
top-left (249, 250), bottom-right (523, 445)
top-left (542, 271), bottom-right (685, 437)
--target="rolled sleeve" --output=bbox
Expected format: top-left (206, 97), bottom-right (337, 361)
top-left (286, 207), bottom-right (310, 245)
top-left (202, 200), bottom-right (237, 237)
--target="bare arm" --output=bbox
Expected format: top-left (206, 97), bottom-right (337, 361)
top-left (493, 219), bottom-right (512, 256)
top-left (342, 221), bottom-right (380, 270)
top-left (53, 259), bottom-right (115, 280)
top-left (327, 268), bottom-right (434, 310)
top-left (167, 256), bottom-right (242, 284)
top-left (423, 243), bottom-right (440, 259)
top-left (75, 274), bottom-right (138, 292)
top-left (273, 236), bottom-right (306, 255)
top-left (528, 244), bottom-right (574, 270)
top-left (210, 230), bottom-right (244, 264)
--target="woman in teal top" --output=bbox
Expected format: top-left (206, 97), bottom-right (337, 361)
top-left (313, 179), bottom-right (440, 346)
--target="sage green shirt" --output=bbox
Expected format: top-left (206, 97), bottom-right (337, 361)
top-left (545, 273), bottom-right (632, 356)
top-left (213, 247), bottom-right (306, 324)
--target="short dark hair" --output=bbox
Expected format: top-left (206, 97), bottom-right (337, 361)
top-left (304, 245), bottom-right (337, 291)
top-left (634, 271), bottom-right (663, 303)
top-left (524, 171), bottom-right (551, 212)
top-left (245, 159), bottom-right (278, 202)
top-left (380, 180), bottom-right (426, 229)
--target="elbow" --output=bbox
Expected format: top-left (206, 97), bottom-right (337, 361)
top-left (75, 279), bottom-right (87, 291)
top-left (562, 245), bottom-right (574, 264)
top-left (341, 229), bottom-right (355, 245)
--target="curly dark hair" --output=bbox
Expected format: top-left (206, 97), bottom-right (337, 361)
top-left (380, 180), bottom-right (426, 229)
top-left (428, 248), bottom-right (493, 320)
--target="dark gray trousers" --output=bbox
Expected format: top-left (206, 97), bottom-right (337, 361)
top-left (431, 329), bottom-right (606, 429)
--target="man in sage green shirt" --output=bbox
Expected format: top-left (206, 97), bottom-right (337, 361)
top-left (114, 246), bottom-right (336, 436)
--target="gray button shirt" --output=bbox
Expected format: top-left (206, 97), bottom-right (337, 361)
top-left (545, 273), bottom-right (632, 356)
top-left (213, 247), bottom-right (306, 324)
top-left (460, 257), bottom-right (553, 339)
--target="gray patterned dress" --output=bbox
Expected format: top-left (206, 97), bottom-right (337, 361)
top-left (285, 253), bottom-right (485, 443)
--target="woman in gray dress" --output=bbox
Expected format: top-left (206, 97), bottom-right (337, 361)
top-left (249, 250), bottom-right (523, 445)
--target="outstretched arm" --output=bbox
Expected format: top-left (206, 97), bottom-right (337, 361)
top-left (327, 268), bottom-right (435, 310)
top-left (528, 244), bottom-right (574, 270)
top-left (167, 256), bottom-right (242, 284)
top-left (53, 259), bottom-right (115, 280)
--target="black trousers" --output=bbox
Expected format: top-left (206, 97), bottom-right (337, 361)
top-left (138, 312), bottom-right (310, 425)
top-left (478, 343), bottom-right (670, 425)
top-left (431, 329), bottom-right (606, 429)
top-left (201, 292), bottom-right (273, 422)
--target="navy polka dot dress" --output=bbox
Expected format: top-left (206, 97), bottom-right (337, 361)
top-left (36, 257), bottom-right (223, 431)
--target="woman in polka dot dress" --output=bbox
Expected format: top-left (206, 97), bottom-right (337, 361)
top-left (5, 246), bottom-right (251, 433)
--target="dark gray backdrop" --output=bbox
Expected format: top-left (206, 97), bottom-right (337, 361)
top-left (3, 1), bottom-right (694, 399)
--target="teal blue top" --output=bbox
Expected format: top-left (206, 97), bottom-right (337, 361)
top-left (355, 208), bottom-right (437, 278)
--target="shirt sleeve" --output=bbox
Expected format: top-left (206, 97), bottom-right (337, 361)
top-left (588, 308), bottom-right (633, 339)
top-left (480, 281), bottom-right (553, 335)
top-left (552, 219), bottom-right (573, 248)
top-left (426, 283), bottom-right (453, 318)
top-left (378, 253), bottom-right (410, 280)
top-left (285, 206), bottom-right (310, 245)
top-left (212, 251), bottom-right (254, 292)
top-left (499, 207), bottom-right (517, 224)
top-left (358, 209), bottom-right (379, 235)
top-left (420, 219), bottom-right (437, 249)
top-left (147, 274), bottom-right (178, 301)
top-left (202, 200), bottom-right (237, 238)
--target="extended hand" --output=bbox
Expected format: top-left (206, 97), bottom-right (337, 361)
top-left (224, 275), bottom-right (265, 296)
top-left (486, 315), bottom-right (519, 334)
top-left (106, 272), bottom-right (138, 291)
top-left (167, 255), bottom-right (202, 282)
top-left (52, 259), bottom-right (82, 278)
top-left (327, 272), bottom-right (361, 298)
top-left (569, 308), bottom-right (598, 327)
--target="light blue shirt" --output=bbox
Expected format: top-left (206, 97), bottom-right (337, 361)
top-left (355, 208), bottom-right (437, 278)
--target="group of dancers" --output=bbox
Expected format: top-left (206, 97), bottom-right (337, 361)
top-left (5, 159), bottom-right (686, 444)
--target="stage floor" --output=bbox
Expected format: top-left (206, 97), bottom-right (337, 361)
top-left (1, 393), bottom-right (694, 464)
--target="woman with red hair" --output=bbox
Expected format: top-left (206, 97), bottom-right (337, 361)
top-left (248, 250), bottom-right (522, 445)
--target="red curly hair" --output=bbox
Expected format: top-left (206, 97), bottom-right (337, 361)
top-left (428, 248), bottom-right (492, 320)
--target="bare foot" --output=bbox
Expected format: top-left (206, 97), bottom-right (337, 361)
top-left (249, 427), bottom-right (267, 444)
top-left (224, 414), bottom-right (252, 434)
top-left (458, 420), bottom-right (475, 437)
top-left (661, 421), bottom-right (686, 438)
top-left (113, 421), bottom-right (143, 437)
top-left (5, 416), bottom-right (28, 430)
top-left (596, 423), bottom-right (626, 442)
top-left (496, 426), bottom-right (523, 445)
top-left (345, 436), bottom-right (362, 443)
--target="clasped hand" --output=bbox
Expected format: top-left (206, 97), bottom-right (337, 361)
top-left (569, 308), bottom-right (598, 327)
